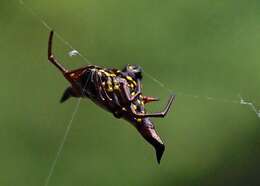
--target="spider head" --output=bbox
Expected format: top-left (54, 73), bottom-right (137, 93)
top-left (122, 64), bottom-right (143, 80)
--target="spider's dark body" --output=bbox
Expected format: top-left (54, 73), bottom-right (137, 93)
top-left (48, 31), bottom-right (175, 163)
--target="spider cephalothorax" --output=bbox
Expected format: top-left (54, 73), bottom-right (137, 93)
top-left (48, 31), bottom-right (175, 163)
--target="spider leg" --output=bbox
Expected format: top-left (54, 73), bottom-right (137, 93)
top-left (121, 79), bottom-right (141, 102)
top-left (96, 74), bottom-right (124, 117)
top-left (109, 86), bottom-right (125, 118)
top-left (48, 31), bottom-right (68, 74)
top-left (129, 79), bottom-right (142, 101)
top-left (78, 70), bottom-right (93, 97)
top-left (90, 70), bottom-right (105, 101)
top-left (130, 94), bottom-right (176, 118)
top-left (93, 72), bottom-right (124, 118)
top-left (96, 73), bottom-right (113, 102)
top-left (132, 79), bottom-right (142, 101)
top-left (90, 70), bottom-right (114, 102)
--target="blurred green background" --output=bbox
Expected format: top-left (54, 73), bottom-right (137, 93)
top-left (1, 0), bottom-right (260, 185)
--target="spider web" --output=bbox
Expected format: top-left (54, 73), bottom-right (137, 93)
top-left (18, 1), bottom-right (93, 186)
top-left (16, 0), bottom-right (260, 186)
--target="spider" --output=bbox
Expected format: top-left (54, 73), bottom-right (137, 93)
top-left (48, 31), bottom-right (176, 164)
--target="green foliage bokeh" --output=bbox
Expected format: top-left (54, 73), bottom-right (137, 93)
top-left (0, 0), bottom-right (259, 186)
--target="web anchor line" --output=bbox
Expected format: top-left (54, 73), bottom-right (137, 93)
top-left (18, 1), bottom-right (93, 186)
top-left (143, 71), bottom-right (260, 120)
top-left (18, 0), bottom-right (91, 65)
top-left (44, 98), bottom-right (81, 186)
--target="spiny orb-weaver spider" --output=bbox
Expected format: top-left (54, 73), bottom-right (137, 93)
top-left (48, 31), bottom-right (176, 164)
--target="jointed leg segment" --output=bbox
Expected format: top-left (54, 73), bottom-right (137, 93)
top-left (121, 79), bottom-right (142, 102)
top-left (92, 70), bottom-right (112, 102)
top-left (48, 31), bottom-right (68, 74)
top-left (131, 94), bottom-right (176, 118)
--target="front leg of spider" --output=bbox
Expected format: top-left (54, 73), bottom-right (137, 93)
top-left (121, 79), bottom-right (141, 102)
top-left (118, 74), bottom-right (175, 118)
top-left (107, 78), bottom-right (139, 118)
top-left (131, 94), bottom-right (176, 118)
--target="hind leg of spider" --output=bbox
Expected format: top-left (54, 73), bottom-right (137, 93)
top-left (48, 31), bottom-right (68, 74)
top-left (131, 94), bottom-right (176, 118)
